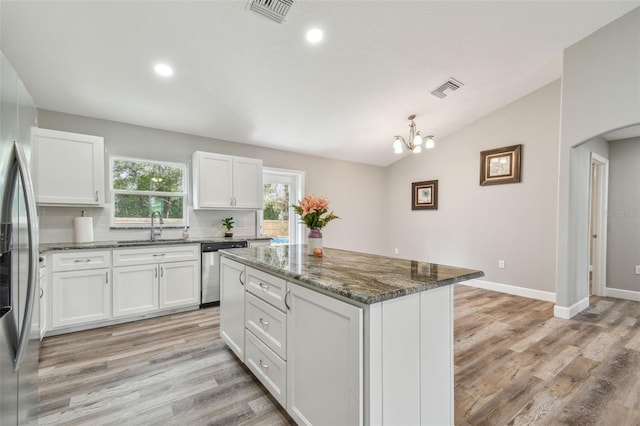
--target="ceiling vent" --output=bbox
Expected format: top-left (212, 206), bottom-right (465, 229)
top-left (430, 78), bottom-right (464, 99)
top-left (249, 0), bottom-right (294, 24)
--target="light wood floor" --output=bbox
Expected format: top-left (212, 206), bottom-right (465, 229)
top-left (37, 286), bottom-right (640, 425)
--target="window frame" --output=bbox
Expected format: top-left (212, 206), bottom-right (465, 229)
top-left (109, 155), bottom-right (188, 228)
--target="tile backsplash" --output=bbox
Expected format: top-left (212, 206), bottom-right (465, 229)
top-left (37, 204), bottom-right (258, 243)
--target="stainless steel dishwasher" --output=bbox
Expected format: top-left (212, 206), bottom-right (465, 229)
top-left (201, 241), bottom-right (247, 306)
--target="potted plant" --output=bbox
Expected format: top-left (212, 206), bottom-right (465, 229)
top-left (222, 217), bottom-right (234, 237)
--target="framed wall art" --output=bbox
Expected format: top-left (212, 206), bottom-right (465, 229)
top-left (412, 180), bottom-right (438, 210)
top-left (479, 144), bottom-right (522, 186)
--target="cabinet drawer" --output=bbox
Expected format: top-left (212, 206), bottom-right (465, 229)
top-left (51, 250), bottom-right (111, 272)
top-left (113, 244), bottom-right (199, 266)
top-left (245, 330), bottom-right (286, 407)
top-left (246, 267), bottom-right (287, 311)
top-left (245, 293), bottom-right (286, 360)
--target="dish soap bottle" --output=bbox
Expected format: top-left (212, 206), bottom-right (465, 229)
top-left (182, 226), bottom-right (190, 240)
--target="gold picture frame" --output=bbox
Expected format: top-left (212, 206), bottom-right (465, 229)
top-left (480, 144), bottom-right (522, 186)
top-left (412, 180), bottom-right (438, 210)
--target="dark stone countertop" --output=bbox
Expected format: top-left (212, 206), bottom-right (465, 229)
top-left (40, 237), bottom-right (272, 252)
top-left (220, 245), bottom-right (484, 305)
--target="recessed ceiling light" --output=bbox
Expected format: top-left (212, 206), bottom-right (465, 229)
top-left (306, 28), bottom-right (323, 44)
top-left (154, 63), bottom-right (173, 77)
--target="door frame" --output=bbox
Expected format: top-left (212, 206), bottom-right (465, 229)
top-left (589, 152), bottom-right (609, 296)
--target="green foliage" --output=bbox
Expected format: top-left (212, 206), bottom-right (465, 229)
top-left (112, 158), bottom-right (185, 222)
top-left (222, 217), bottom-right (235, 230)
top-left (112, 159), bottom-right (183, 192)
top-left (263, 183), bottom-right (290, 220)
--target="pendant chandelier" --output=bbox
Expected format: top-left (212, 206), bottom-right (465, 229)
top-left (393, 114), bottom-right (435, 154)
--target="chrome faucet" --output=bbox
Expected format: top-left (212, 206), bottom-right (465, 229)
top-left (150, 210), bottom-right (163, 240)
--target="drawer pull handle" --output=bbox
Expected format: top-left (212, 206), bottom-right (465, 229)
top-left (152, 253), bottom-right (166, 257)
top-left (259, 318), bottom-right (269, 326)
top-left (259, 360), bottom-right (269, 369)
top-left (259, 282), bottom-right (269, 290)
top-left (74, 259), bottom-right (91, 263)
top-left (239, 270), bottom-right (245, 286)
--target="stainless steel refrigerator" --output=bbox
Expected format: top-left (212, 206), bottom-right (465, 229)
top-left (0, 52), bottom-right (40, 426)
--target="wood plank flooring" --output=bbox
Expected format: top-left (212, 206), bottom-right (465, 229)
top-left (38, 286), bottom-right (640, 425)
top-left (454, 285), bottom-right (640, 425)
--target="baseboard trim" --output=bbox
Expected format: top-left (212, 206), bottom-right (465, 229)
top-left (554, 297), bottom-right (589, 319)
top-left (605, 287), bottom-right (640, 302)
top-left (461, 279), bottom-right (556, 303)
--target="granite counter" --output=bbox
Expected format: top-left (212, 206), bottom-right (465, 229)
top-left (220, 244), bottom-right (483, 304)
top-left (39, 237), bottom-right (272, 253)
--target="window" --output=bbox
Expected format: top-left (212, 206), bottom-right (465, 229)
top-left (110, 156), bottom-right (187, 227)
top-left (261, 168), bottom-right (304, 245)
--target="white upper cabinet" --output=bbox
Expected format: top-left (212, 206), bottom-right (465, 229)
top-left (32, 128), bottom-right (104, 206)
top-left (192, 151), bottom-right (263, 209)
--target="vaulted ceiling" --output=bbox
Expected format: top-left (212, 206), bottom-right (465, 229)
top-left (2, 1), bottom-right (637, 166)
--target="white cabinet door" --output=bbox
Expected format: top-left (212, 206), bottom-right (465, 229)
top-left (286, 283), bottom-right (363, 426)
top-left (192, 151), bottom-right (233, 209)
top-left (33, 128), bottom-right (104, 206)
top-left (112, 264), bottom-right (159, 317)
top-left (52, 268), bottom-right (111, 328)
top-left (192, 151), bottom-right (263, 210)
top-left (232, 157), bottom-right (263, 209)
top-left (220, 257), bottom-right (246, 360)
top-left (159, 261), bottom-right (199, 309)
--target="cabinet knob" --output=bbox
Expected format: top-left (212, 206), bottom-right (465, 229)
top-left (259, 282), bottom-right (269, 290)
top-left (259, 360), bottom-right (269, 369)
top-left (259, 318), bottom-right (269, 326)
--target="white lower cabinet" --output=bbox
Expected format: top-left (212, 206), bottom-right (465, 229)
top-left (113, 246), bottom-right (200, 316)
top-left (220, 257), bottom-right (246, 360)
top-left (286, 282), bottom-right (363, 426)
top-left (160, 260), bottom-right (199, 309)
top-left (112, 264), bottom-right (159, 317)
top-left (52, 268), bottom-right (111, 328)
top-left (51, 250), bottom-right (112, 329)
top-left (47, 245), bottom-right (200, 335)
top-left (219, 260), bottom-right (364, 426)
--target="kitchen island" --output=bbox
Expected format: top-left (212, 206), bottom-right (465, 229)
top-left (219, 245), bottom-right (483, 426)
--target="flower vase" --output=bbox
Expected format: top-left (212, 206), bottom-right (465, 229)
top-left (307, 228), bottom-right (323, 257)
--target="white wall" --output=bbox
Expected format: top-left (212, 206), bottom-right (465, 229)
top-left (386, 81), bottom-right (560, 295)
top-left (37, 110), bottom-right (388, 255)
top-left (557, 7), bottom-right (640, 310)
top-left (607, 137), bottom-right (640, 292)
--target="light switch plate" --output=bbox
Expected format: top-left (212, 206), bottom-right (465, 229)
top-left (635, 265), bottom-right (640, 275)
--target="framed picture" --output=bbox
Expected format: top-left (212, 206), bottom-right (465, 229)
top-left (480, 144), bottom-right (522, 186)
top-left (412, 180), bottom-right (438, 210)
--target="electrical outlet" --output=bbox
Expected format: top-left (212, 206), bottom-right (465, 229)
top-left (498, 260), bottom-right (505, 269)
top-left (635, 265), bottom-right (640, 275)
top-left (394, 248), bottom-right (399, 255)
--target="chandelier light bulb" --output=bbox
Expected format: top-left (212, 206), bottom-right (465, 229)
top-left (413, 146), bottom-right (422, 154)
top-left (425, 136), bottom-right (435, 149)
top-left (414, 134), bottom-right (423, 146)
